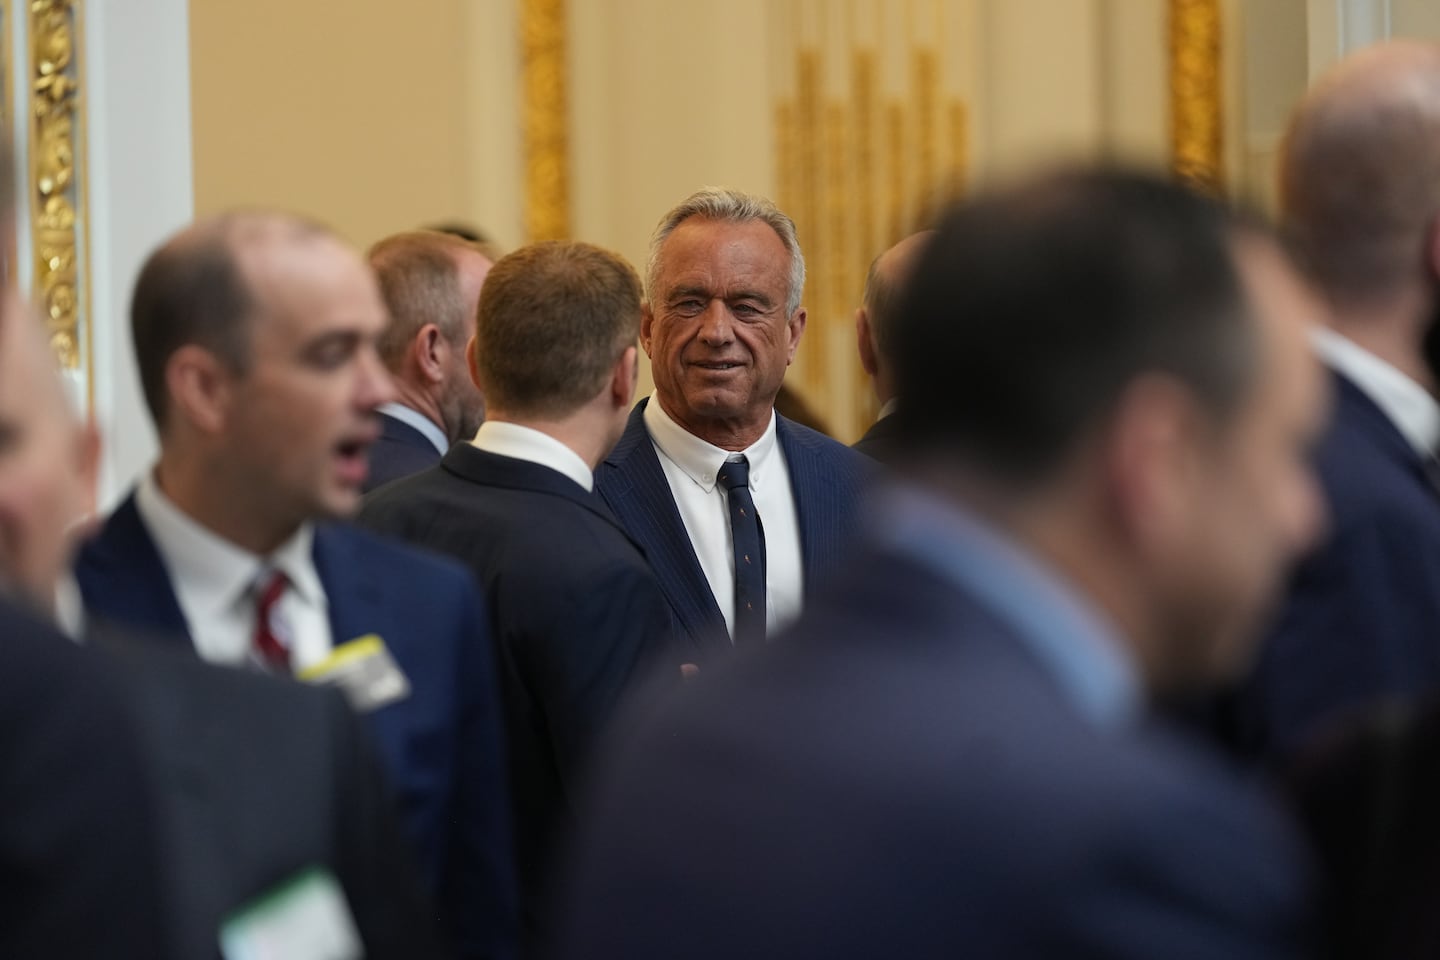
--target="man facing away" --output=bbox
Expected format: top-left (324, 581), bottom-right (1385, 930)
top-left (75, 211), bottom-right (515, 959)
top-left (360, 240), bottom-right (674, 953)
top-left (1227, 40), bottom-right (1440, 762)
top-left (553, 170), bottom-right (1325, 960)
top-left (852, 230), bottom-right (931, 463)
top-left (364, 230), bottom-right (493, 492)
top-left (596, 188), bottom-right (870, 659)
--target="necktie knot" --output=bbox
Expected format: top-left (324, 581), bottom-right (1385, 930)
top-left (717, 456), bottom-right (750, 491)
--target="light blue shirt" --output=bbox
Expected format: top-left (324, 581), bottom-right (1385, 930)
top-left (379, 402), bottom-right (448, 456)
top-left (874, 488), bottom-right (1141, 729)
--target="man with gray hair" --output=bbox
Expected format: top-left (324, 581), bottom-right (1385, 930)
top-left (596, 188), bottom-right (869, 657)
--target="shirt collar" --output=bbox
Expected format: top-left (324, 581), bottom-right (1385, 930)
top-left (135, 471), bottom-right (323, 614)
top-left (379, 402), bottom-right (449, 456)
top-left (877, 398), bottom-right (899, 420)
top-left (643, 392), bottom-right (779, 493)
top-left (1313, 327), bottom-right (1440, 455)
top-left (471, 420), bottom-right (595, 492)
top-left (873, 487), bottom-right (1141, 729)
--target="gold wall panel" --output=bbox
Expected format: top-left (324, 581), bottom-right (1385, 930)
top-left (522, 0), bottom-right (568, 241)
top-left (1170, 0), bottom-right (1224, 191)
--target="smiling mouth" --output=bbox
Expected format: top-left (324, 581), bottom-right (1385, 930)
top-left (694, 361), bottom-right (743, 371)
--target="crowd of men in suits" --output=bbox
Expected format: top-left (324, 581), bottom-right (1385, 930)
top-left (7, 36), bottom-right (1440, 960)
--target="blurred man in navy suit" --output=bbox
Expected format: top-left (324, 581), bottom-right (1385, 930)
top-left (1229, 41), bottom-right (1440, 761)
top-left (554, 170), bottom-right (1325, 960)
top-left (75, 212), bottom-right (515, 959)
top-left (361, 240), bottom-right (674, 950)
top-left (364, 230), bottom-right (493, 492)
top-left (596, 188), bottom-right (869, 660)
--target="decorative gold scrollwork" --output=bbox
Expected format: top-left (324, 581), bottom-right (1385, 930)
top-left (1170, 0), bottom-right (1224, 191)
top-left (29, 0), bottom-right (87, 380)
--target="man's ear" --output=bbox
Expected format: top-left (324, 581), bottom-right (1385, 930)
top-left (785, 307), bottom-right (807, 365)
top-left (466, 334), bottom-right (484, 392)
top-left (165, 345), bottom-right (232, 435)
top-left (1102, 374), bottom-right (1205, 553)
top-left (413, 324), bottom-right (446, 384)
top-left (640, 303), bottom-right (655, 357)
top-left (611, 345), bottom-right (639, 409)
top-left (856, 308), bottom-right (879, 378)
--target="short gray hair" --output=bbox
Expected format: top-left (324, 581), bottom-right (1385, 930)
top-left (645, 187), bottom-right (806, 316)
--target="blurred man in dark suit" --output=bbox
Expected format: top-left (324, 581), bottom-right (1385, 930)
top-left (1230, 41), bottom-right (1440, 761)
top-left (365, 230), bottom-right (493, 491)
top-left (361, 240), bottom-right (674, 952)
top-left (0, 290), bottom-right (168, 960)
top-left (597, 188), bottom-right (870, 660)
top-left (852, 230), bottom-right (930, 463)
top-left (75, 212), bottom-right (515, 959)
top-left (554, 170), bottom-right (1325, 960)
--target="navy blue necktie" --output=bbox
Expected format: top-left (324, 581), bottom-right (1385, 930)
top-left (717, 456), bottom-right (767, 645)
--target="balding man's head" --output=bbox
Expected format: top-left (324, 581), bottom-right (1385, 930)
top-left (857, 231), bottom-right (933, 404)
top-left (130, 211), bottom-right (336, 430)
top-left (1281, 40), bottom-right (1440, 309)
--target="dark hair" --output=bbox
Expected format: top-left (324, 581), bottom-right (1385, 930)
top-left (895, 168), bottom-right (1260, 486)
top-left (476, 240), bottom-right (641, 418)
top-left (368, 231), bottom-right (483, 369)
top-left (129, 212), bottom-right (330, 429)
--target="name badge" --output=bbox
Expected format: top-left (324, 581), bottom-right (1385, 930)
top-left (220, 867), bottom-right (362, 960)
top-left (298, 634), bottom-right (410, 713)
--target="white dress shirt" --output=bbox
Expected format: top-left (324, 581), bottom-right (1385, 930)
top-left (472, 420), bottom-right (594, 491)
top-left (1314, 328), bottom-right (1440, 455)
top-left (134, 472), bottom-right (333, 672)
top-left (379, 401), bottom-right (448, 456)
top-left (644, 393), bottom-right (803, 640)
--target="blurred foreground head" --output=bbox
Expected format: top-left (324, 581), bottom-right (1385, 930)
top-left (896, 169), bottom-right (1329, 695)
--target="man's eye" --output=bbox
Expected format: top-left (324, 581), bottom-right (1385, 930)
top-left (733, 303), bottom-right (761, 317)
top-left (674, 300), bottom-right (704, 314)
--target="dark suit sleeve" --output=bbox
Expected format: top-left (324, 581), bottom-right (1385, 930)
top-left (326, 687), bottom-right (455, 960)
top-left (1242, 510), bottom-right (1440, 760)
top-left (444, 583), bottom-right (519, 960)
top-left (0, 615), bottom-right (169, 960)
top-left (524, 565), bottom-right (676, 794)
top-left (1052, 768), bottom-right (1314, 960)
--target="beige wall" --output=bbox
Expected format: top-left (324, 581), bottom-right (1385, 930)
top-left (190, 0), bottom-right (479, 250)
top-left (186, 0), bottom-right (1356, 440)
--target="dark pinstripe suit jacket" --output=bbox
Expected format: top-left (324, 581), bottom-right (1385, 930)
top-left (595, 398), bottom-right (871, 659)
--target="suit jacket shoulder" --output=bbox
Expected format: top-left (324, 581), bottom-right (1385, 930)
top-left (100, 640), bottom-right (449, 960)
top-left (0, 601), bottom-right (168, 960)
top-left (365, 412), bottom-right (445, 494)
top-left (555, 539), bottom-right (1310, 959)
top-left (1235, 372), bottom-right (1440, 760)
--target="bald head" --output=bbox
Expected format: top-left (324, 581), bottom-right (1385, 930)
top-left (1281, 40), bottom-right (1440, 308)
top-left (130, 211), bottom-right (336, 430)
top-left (858, 232), bottom-right (933, 402)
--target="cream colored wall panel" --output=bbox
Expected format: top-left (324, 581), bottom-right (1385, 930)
top-left (1096, 0), bottom-right (1167, 168)
top-left (1391, 0), bottom-right (1440, 38)
top-left (464, 0), bottom-right (524, 252)
top-left (978, 0), bottom-right (1105, 178)
top-left (190, 0), bottom-right (470, 249)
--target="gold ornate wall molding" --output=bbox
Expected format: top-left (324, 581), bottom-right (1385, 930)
top-left (522, 0), bottom-right (568, 241)
top-left (772, 0), bottom-right (968, 440)
top-left (28, 0), bottom-right (90, 407)
top-left (1170, 0), bottom-right (1224, 191)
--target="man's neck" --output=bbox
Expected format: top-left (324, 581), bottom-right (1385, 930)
top-left (153, 457), bottom-right (299, 556)
top-left (484, 409), bottom-right (610, 469)
top-left (656, 394), bottom-right (770, 452)
top-left (387, 380), bottom-right (446, 435)
top-left (1329, 290), bottom-right (1436, 394)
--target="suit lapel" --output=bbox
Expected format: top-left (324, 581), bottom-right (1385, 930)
top-left (76, 493), bottom-right (193, 647)
top-left (598, 401), bottom-right (728, 651)
top-left (777, 416), bottom-right (837, 587)
top-left (312, 526), bottom-right (383, 649)
top-left (1333, 372), bottom-right (1438, 496)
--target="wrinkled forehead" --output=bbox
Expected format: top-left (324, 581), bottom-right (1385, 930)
top-left (656, 217), bottom-right (790, 287)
